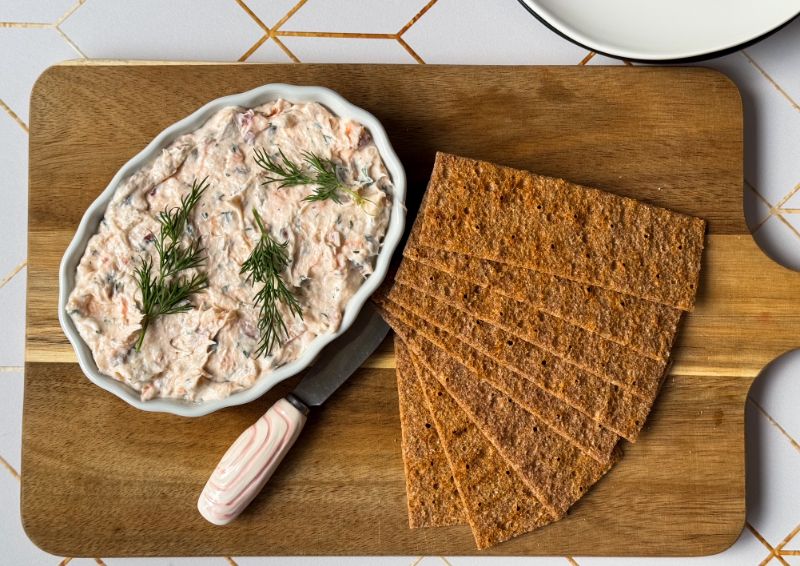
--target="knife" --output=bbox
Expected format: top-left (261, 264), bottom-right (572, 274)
top-left (197, 302), bottom-right (390, 525)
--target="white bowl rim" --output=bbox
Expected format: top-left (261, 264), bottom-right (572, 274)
top-left (519, 0), bottom-right (800, 61)
top-left (58, 83), bottom-right (406, 417)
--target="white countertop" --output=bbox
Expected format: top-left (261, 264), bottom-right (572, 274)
top-left (1, 1), bottom-right (799, 564)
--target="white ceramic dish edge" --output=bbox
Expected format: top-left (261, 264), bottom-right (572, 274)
top-left (58, 83), bottom-right (406, 418)
top-left (521, 0), bottom-right (800, 61)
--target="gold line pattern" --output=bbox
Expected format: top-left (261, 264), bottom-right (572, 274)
top-left (397, 37), bottom-right (425, 64)
top-left (744, 177), bottom-right (800, 244)
top-left (775, 182), bottom-right (800, 211)
top-left (235, 0), bottom-right (437, 64)
top-left (776, 522), bottom-right (800, 553)
top-left (0, 98), bottom-right (29, 132)
top-left (750, 212), bottom-right (772, 235)
top-left (271, 36), bottom-right (301, 63)
top-left (235, 0), bottom-right (302, 63)
top-left (0, 259), bottom-right (27, 289)
top-left (749, 522), bottom-right (781, 566)
top-left (272, 0), bottom-right (309, 33)
top-left (0, 454), bottom-right (19, 480)
top-left (745, 178), bottom-right (774, 232)
top-left (276, 31), bottom-right (396, 39)
top-left (54, 0), bottom-right (87, 26)
top-left (238, 33), bottom-right (269, 62)
top-left (0, 0), bottom-right (87, 67)
top-left (743, 50), bottom-right (800, 112)
top-left (774, 212), bottom-right (800, 243)
top-left (749, 398), bottom-right (800, 453)
top-left (235, 0), bottom-right (269, 33)
top-left (2, 1), bottom-right (800, 563)
top-left (398, 0), bottom-right (439, 36)
top-left (0, 22), bottom-right (51, 28)
top-left (56, 26), bottom-right (87, 58)
top-left (746, 178), bottom-right (772, 204)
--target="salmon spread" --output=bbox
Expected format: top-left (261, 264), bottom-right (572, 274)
top-left (67, 100), bottom-right (394, 402)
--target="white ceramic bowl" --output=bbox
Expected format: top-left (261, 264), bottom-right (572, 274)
top-left (58, 84), bottom-right (406, 417)
top-left (520, 0), bottom-right (800, 61)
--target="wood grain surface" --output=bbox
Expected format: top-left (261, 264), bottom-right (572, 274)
top-left (22, 63), bottom-right (796, 557)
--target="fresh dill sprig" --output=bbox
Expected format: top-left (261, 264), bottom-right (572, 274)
top-left (253, 147), bottom-right (374, 211)
top-left (253, 147), bottom-right (307, 189)
top-left (241, 208), bottom-right (303, 358)
top-left (134, 178), bottom-right (210, 351)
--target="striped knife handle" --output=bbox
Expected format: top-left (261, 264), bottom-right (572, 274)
top-left (197, 397), bottom-right (307, 525)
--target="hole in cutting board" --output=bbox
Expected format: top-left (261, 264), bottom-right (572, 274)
top-left (712, 60), bottom-right (800, 272)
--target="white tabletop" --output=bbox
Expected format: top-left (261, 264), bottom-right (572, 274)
top-left (2, 1), bottom-right (799, 565)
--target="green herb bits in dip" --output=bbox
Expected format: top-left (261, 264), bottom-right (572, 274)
top-left (66, 100), bottom-right (394, 402)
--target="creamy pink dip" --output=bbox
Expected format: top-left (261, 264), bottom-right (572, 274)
top-left (67, 100), bottom-right (393, 402)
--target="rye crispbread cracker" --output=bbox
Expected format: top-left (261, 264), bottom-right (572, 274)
top-left (395, 339), bottom-right (465, 528)
top-left (400, 342), bottom-right (554, 549)
top-left (376, 294), bottom-right (650, 441)
top-left (387, 280), bottom-right (662, 404)
top-left (418, 153), bottom-right (706, 311)
top-left (396, 259), bottom-right (667, 399)
top-left (403, 206), bottom-right (682, 361)
top-left (405, 246), bottom-right (681, 361)
top-left (399, 329), bottom-right (618, 518)
top-left (384, 305), bottom-right (618, 462)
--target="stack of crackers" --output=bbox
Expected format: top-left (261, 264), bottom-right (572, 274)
top-left (376, 152), bottom-right (706, 549)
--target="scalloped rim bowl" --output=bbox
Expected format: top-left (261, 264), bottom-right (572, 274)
top-left (58, 84), bottom-right (406, 417)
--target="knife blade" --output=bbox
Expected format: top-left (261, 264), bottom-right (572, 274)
top-left (290, 301), bottom-right (390, 408)
top-left (198, 302), bottom-right (391, 525)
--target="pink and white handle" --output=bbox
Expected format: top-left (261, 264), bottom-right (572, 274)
top-left (198, 397), bottom-right (307, 525)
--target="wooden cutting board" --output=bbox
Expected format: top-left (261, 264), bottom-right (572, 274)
top-left (22, 63), bottom-right (799, 557)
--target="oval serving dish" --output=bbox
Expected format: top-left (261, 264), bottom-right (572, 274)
top-left (58, 84), bottom-right (406, 417)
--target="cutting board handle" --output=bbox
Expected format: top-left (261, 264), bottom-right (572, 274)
top-left (197, 396), bottom-right (308, 525)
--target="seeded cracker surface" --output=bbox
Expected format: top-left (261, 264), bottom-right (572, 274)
top-left (395, 339), bottom-right (465, 528)
top-left (381, 153), bottom-right (703, 549)
top-left (419, 153), bottom-right (706, 310)
top-left (379, 300), bottom-right (619, 462)
top-left (380, 290), bottom-right (652, 441)
top-left (396, 259), bottom-right (667, 399)
top-left (400, 322), bottom-right (617, 518)
top-left (400, 339), bottom-right (555, 549)
top-left (403, 208), bottom-right (682, 361)
top-left (404, 249), bottom-right (682, 361)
